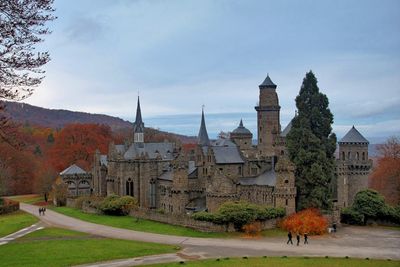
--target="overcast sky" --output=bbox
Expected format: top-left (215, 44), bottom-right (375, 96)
top-left (26, 0), bottom-right (400, 141)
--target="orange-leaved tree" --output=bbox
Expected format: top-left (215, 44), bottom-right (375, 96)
top-left (280, 208), bottom-right (328, 235)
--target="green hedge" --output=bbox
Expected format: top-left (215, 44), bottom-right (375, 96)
top-left (99, 195), bottom-right (138, 216)
top-left (341, 207), bottom-right (364, 225)
top-left (192, 201), bottom-right (285, 230)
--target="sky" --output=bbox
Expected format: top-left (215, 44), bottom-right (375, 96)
top-left (26, 0), bottom-right (400, 142)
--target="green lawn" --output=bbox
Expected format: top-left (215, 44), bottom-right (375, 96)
top-left (0, 228), bottom-right (177, 267)
top-left (0, 210), bottom-right (39, 237)
top-left (148, 257), bottom-right (400, 267)
top-left (51, 206), bottom-right (232, 238)
top-left (7, 194), bottom-right (44, 204)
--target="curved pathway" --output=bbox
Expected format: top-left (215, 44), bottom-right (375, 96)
top-left (21, 203), bottom-right (400, 261)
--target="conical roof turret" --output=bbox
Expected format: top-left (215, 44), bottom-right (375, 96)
top-left (198, 107), bottom-right (210, 146)
top-left (339, 126), bottom-right (369, 144)
top-left (259, 74), bottom-right (277, 89)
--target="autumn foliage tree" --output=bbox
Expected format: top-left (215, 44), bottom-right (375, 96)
top-left (280, 208), bottom-right (328, 235)
top-left (49, 124), bottom-right (113, 171)
top-left (369, 136), bottom-right (400, 205)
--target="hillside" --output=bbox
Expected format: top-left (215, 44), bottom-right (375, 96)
top-left (2, 101), bottom-right (196, 144)
top-left (3, 101), bottom-right (132, 130)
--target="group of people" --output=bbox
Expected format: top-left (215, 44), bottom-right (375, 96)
top-left (287, 232), bottom-right (308, 246)
top-left (38, 207), bottom-right (46, 216)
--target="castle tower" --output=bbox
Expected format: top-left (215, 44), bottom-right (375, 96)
top-left (255, 74), bottom-right (281, 156)
top-left (133, 96), bottom-right (144, 144)
top-left (230, 119), bottom-right (253, 150)
top-left (336, 126), bottom-right (372, 208)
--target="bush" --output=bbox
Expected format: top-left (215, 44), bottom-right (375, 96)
top-left (341, 207), bottom-right (364, 225)
top-left (99, 195), bottom-right (138, 215)
top-left (242, 221), bottom-right (262, 236)
top-left (378, 205), bottom-right (400, 224)
top-left (280, 208), bottom-right (328, 235)
top-left (353, 189), bottom-right (386, 221)
top-left (0, 198), bottom-right (3, 206)
top-left (75, 196), bottom-right (103, 210)
top-left (192, 201), bottom-right (285, 230)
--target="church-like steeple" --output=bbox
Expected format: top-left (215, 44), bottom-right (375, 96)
top-left (198, 107), bottom-right (210, 146)
top-left (133, 96), bottom-right (144, 143)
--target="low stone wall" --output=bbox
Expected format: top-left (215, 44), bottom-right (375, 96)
top-left (131, 209), bottom-right (279, 233)
top-left (0, 198), bottom-right (19, 215)
top-left (66, 198), bottom-right (76, 208)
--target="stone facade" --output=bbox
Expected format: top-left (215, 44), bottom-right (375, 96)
top-left (92, 75), bottom-right (297, 215)
top-left (336, 126), bottom-right (372, 208)
top-left (60, 164), bottom-right (92, 197)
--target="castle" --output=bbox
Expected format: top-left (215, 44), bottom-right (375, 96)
top-left (60, 74), bottom-right (372, 214)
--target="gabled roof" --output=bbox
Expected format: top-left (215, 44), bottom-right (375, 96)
top-left (60, 164), bottom-right (86, 176)
top-left (198, 108), bottom-right (210, 146)
top-left (124, 142), bottom-right (175, 160)
top-left (339, 126), bottom-right (369, 144)
top-left (232, 119), bottom-right (252, 135)
top-left (281, 119), bottom-right (293, 137)
top-left (211, 146), bottom-right (244, 164)
top-left (239, 169), bottom-right (276, 186)
top-left (259, 74), bottom-right (277, 88)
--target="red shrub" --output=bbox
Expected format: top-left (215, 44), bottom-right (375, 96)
top-left (280, 208), bottom-right (328, 235)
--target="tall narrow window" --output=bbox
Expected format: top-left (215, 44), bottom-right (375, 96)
top-left (126, 178), bottom-right (133, 196)
top-left (342, 151), bottom-right (345, 160)
top-left (150, 180), bottom-right (156, 208)
top-left (348, 151), bottom-right (351, 160)
top-left (356, 152), bottom-right (359, 160)
top-left (362, 152), bottom-right (365, 161)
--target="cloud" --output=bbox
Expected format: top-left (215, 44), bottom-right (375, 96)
top-left (64, 16), bottom-right (106, 43)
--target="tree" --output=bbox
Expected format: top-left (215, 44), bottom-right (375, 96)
top-left (352, 189), bottom-right (385, 221)
top-left (0, 0), bottom-right (56, 101)
top-left (286, 71), bottom-right (337, 211)
top-left (49, 124), bottom-right (113, 171)
top-left (369, 136), bottom-right (400, 205)
top-left (35, 165), bottom-right (56, 202)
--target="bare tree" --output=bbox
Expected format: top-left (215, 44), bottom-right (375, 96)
top-left (0, 0), bottom-right (56, 100)
top-left (0, 0), bottom-right (55, 146)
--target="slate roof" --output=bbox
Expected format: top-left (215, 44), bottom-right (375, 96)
top-left (115, 145), bottom-right (126, 154)
top-left (198, 108), bottom-right (210, 146)
top-left (259, 74), bottom-right (277, 88)
top-left (188, 161), bottom-right (197, 175)
top-left (232, 119), bottom-right (252, 135)
top-left (211, 139), bottom-right (236, 147)
top-left (211, 146), bottom-right (244, 164)
top-left (60, 164), bottom-right (86, 176)
top-left (339, 126), bottom-right (369, 144)
top-left (281, 120), bottom-right (293, 137)
top-left (239, 169), bottom-right (276, 186)
top-left (100, 155), bottom-right (108, 166)
top-left (133, 96), bottom-right (144, 133)
top-left (158, 170), bottom-right (173, 181)
top-left (124, 142), bottom-right (175, 160)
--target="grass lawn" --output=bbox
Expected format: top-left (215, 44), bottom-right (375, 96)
top-left (7, 194), bottom-right (44, 204)
top-left (148, 257), bottom-right (400, 267)
top-left (0, 210), bottom-right (39, 237)
top-left (51, 206), bottom-right (231, 238)
top-left (0, 228), bottom-right (178, 267)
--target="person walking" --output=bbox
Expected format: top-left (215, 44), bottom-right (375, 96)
top-left (287, 231), bottom-right (293, 245)
top-left (38, 207), bottom-right (42, 216)
top-left (296, 233), bottom-right (300, 246)
top-left (304, 233), bottom-right (308, 244)
top-left (43, 207), bottom-right (46, 216)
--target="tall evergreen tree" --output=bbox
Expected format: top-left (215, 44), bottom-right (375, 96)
top-left (287, 71), bottom-right (337, 211)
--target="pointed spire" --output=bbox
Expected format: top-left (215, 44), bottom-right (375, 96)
top-left (259, 73), bottom-right (277, 89)
top-left (134, 96), bottom-right (144, 134)
top-left (198, 107), bottom-right (210, 146)
top-left (239, 119), bottom-right (243, 127)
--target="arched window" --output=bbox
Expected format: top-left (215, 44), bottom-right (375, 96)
top-left (348, 151), bottom-right (351, 160)
top-left (149, 180), bottom-right (156, 208)
top-left (362, 152), bottom-right (365, 161)
top-left (126, 178), bottom-right (133, 196)
top-left (356, 152), bottom-right (359, 160)
top-left (342, 151), bottom-right (345, 160)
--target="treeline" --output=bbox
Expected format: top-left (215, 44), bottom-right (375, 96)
top-left (0, 122), bottom-right (182, 196)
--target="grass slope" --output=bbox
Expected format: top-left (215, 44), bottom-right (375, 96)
top-left (7, 194), bottom-right (44, 204)
top-left (51, 206), bottom-right (230, 238)
top-left (0, 228), bottom-right (177, 267)
top-left (0, 210), bottom-right (38, 237)
top-left (148, 257), bottom-right (399, 267)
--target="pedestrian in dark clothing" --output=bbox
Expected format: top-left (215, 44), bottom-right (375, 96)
top-left (304, 233), bottom-right (308, 244)
top-left (296, 233), bottom-right (300, 246)
top-left (43, 207), bottom-right (46, 215)
top-left (333, 223), bottom-right (337, 233)
top-left (38, 207), bottom-right (42, 216)
top-left (287, 232), bottom-right (293, 245)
